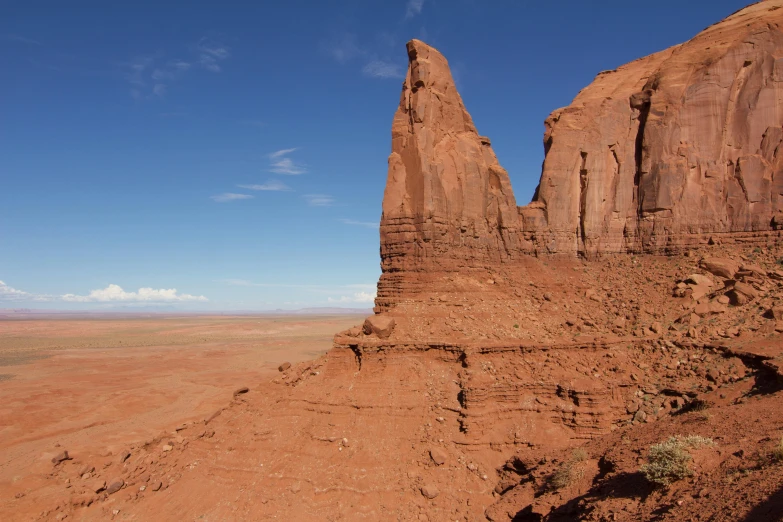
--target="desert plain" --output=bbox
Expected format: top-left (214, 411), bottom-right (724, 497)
top-left (0, 314), bottom-right (364, 519)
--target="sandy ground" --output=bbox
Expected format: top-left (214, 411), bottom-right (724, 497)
top-left (0, 314), bottom-right (364, 517)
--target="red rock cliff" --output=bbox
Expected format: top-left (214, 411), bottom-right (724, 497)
top-left (523, 0), bottom-right (783, 256)
top-left (377, 1), bottom-right (783, 310)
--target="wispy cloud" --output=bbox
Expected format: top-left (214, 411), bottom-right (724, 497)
top-left (321, 33), bottom-right (364, 64)
top-left (270, 148), bottom-right (297, 159)
top-left (339, 219), bottom-right (378, 228)
top-left (304, 194), bottom-right (333, 207)
top-left (123, 38), bottom-right (229, 100)
top-left (327, 291), bottom-right (377, 304)
top-left (405, 0), bottom-right (425, 18)
top-left (363, 60), bottom-right (404, 79)
top-left (4, 34), bottom-right (43, 46)
top-left (197, 38), bottom-right (230, 72)
top-left (269, 148), bottom-right (307, 175)
top-left (211, 193), bottom-right (254, 203)
top-left (62, 284), bottom-right (207, 303)
top-left (238, 180), bottom-right (291, 191)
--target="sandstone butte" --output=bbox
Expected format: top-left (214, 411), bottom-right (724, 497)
top-left (369, 0), bottom-right (783, 316)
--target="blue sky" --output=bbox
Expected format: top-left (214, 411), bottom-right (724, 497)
top-left (0, 0), bottom-right (749, 310)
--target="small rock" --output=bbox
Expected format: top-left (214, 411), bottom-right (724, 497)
top-left (233, 386), bottom-right (249, 396)
top-left (119, 450), bottom-right (131, 463)
top-left (278, 362), bottom-right (291, 372)
top-left (106, 479), bottom-right (124, 495)
top-left (717, 295), bottom-right (730, 305)
top-left (430, 448), bottom-right (447, 466)
top-left (650, 322), bottom-right (662, 334)
top-left (92, 481), bottom-right (107, 493)
top-left (51, 451), bottom-right (71, 465)
top-left (161, 445), bottom-right (173, 452)
top-left (420, 485), bottom-right (439, 499)
top-left (151, 481), bottom-right (163, 492)
top-left (543, 293), bottom-right (552, 301)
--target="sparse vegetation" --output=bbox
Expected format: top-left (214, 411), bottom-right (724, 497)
top-left (640, 435), bottom-right (714, 486)
top-left (549, 448), bottom-right (588, 490)
top-left (772, 437), bottom-right (783, 462)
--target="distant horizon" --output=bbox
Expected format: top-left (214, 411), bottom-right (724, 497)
top-left (1, 0), bottom-right (751, 310)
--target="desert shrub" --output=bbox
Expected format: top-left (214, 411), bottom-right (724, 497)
top-left (640, 435), bottom-right (714, 486)
top-left (772, 438), bottom-right (783, 462)
top-left (549, 448), bottom-right (588, 490)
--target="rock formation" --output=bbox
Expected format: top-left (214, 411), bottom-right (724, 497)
top-left (377, 2), bottom-right (783, 311)
top-left (524, 0), bottom-right (783, 257)
top-left (376, 40), bottom-right (524, 311)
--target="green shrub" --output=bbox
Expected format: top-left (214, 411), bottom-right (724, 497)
top-left (640, 435), bottom-right (714, 486)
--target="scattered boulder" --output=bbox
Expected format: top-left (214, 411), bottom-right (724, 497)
top-left (768, 306), bottom-right (783, 320)
top-left (362, 315), bottom-right (396, 339)
top-left (726, 282), bottom-right (757, 305)
top-left (278, 362), bottom-right (291, 372)
top-left (151, 481), bottom-right (163, 492)
top-left (119, 450), bottom-right (131, 463)
top-left (685, 274), bottom-right (714, 287)
top-left (233, 386), bottom-right (249, 396)
top-left (92, 480), bottom-right (106, 493)
top-left (700, 258), bottom-right (739, 279)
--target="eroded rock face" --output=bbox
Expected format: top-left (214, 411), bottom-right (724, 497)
top-left (376, 3), bottom-right (783, 312)
top-left (523, 0), bottom-right (783, 257)
top-left (376, 39), bottom-right (523, 310)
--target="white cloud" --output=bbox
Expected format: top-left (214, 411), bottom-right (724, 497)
top-left (238, 180), bottom-right (291, 191)
top-left (0, 280), bottom-right (31, 301)
top-left (363, 60), bottom-right (404, 79)
top-left (405, 0), bottom-right (424, 18)
top-left (340, 219), bottom-right (378, 228)
top-left (270, 148), bottom-right (297, 158)
top-left (268, 148), bottom-right (307, 175)
top-left (328, 291), bottom-right (377, 304)
top-left (152, 84), bottom-right (166, 97)
top-left (198, 38), bottom-right (230, 72)
top-left (62, 284), bottom-right (207, 303)
top-left (211, 193), bottom-right (254, 202)
top-left (304, 194), bottom-right (334, 207)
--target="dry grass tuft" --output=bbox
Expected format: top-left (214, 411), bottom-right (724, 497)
top-left (549, 448), bottom-right (589, 490)
top-left (640, 435), bottom-right (714, 486)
